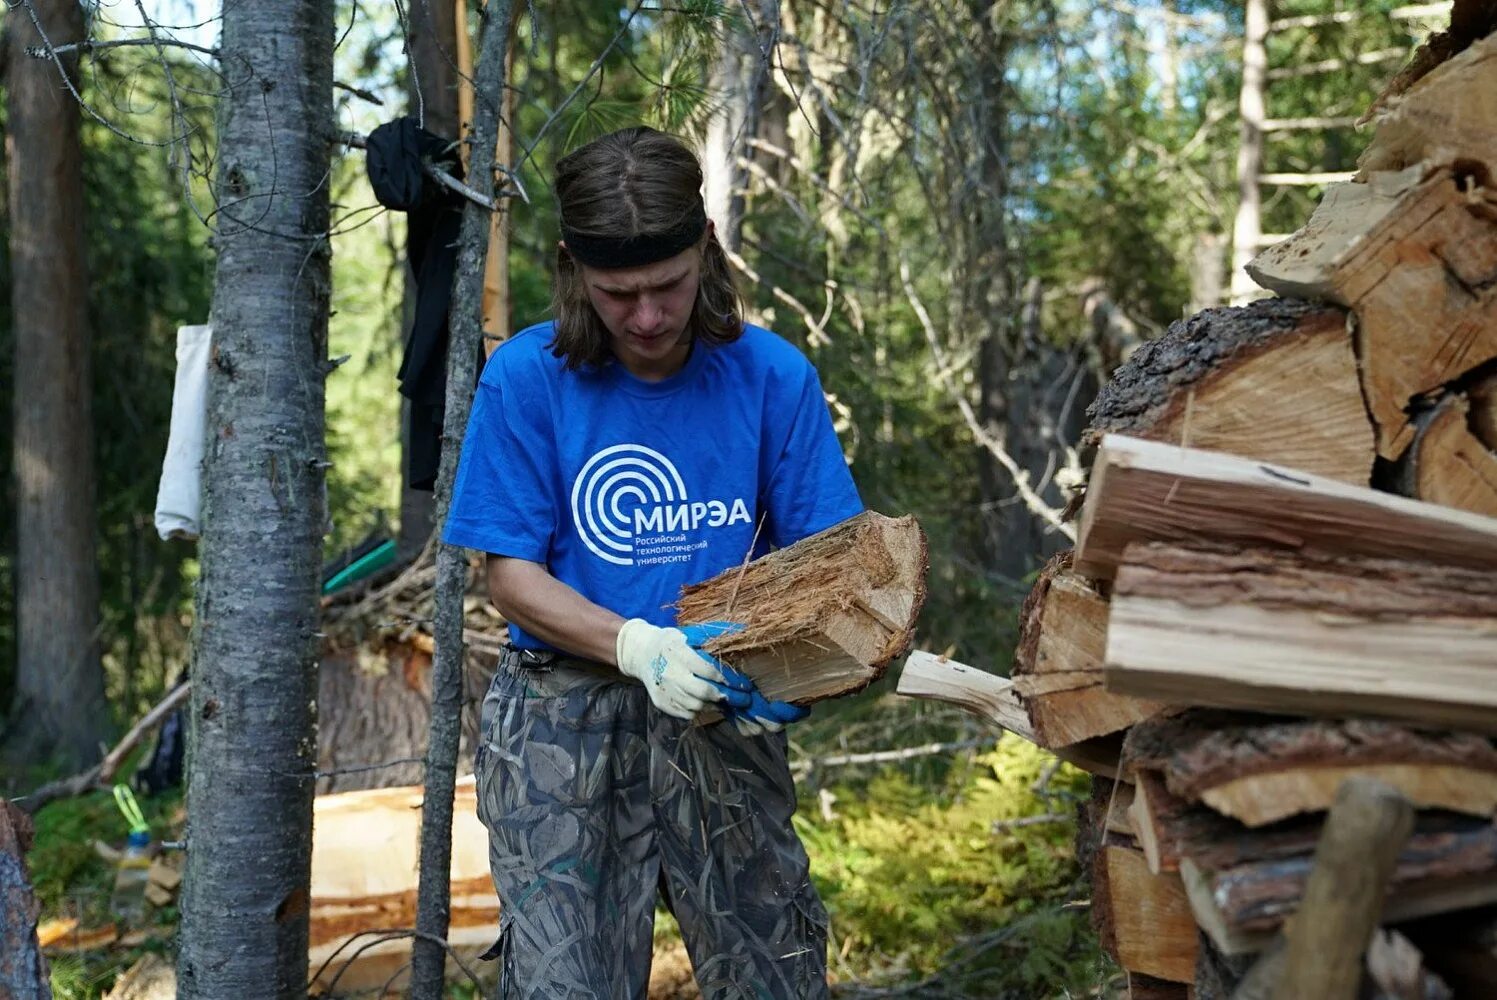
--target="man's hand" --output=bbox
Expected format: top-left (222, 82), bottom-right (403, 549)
top-left (615, 619), bottom-right (752, 719)
top-left (712, 660), bottom-right (812, 736)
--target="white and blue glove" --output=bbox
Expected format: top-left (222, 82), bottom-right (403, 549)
top-left (682, 621), bottom-right (812, 736)
top-left (616, 619), bottom-right (753, 720)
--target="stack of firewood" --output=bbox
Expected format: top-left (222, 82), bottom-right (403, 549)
top-left (903, 19), bottom-right (1497, 999)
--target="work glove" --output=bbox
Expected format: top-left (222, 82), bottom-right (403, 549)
top-left (616, 619), bottom-right (753, 720)
top-left (712, 660), bottom-right (812, 736)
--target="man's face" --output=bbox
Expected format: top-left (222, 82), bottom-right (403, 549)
top-left (573, 240), bottom-right (704, 382)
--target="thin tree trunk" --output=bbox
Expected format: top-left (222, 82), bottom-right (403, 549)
top-left (703, 0), bottom-right (776, 253)
top-left (399, 0), bottom-right (464, 561)
top-left (5, 0), bottom-right (109, 771)
top-left (1230, 0), bottom-right (1267, 304)
top-left (176, 3), bottom-right (334, 997)
top-left (409, 3), bottom-right (515, 995)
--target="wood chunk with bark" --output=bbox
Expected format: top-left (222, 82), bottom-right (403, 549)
top-left (1093, 837), bottom-right (1200, 983)
top-left (1085, 299), bottom-right (1373, 485)
top-left (1, 801), bottom-right (50, 996)
top-left (1250, 167), bottom-right (1497, 459)
top-left (1361, 0), bottom-right (1497, 126)
top-left (1359, 31), bottom-right (1497, 174)
top-left (1075, 434), bottom-right (1497, 581)
top-left (1012, 551), bottom-right (1163, 747)
top-left (1180, 813), bottom-right (1497, 953)
top-left (1124, 710), bottom-right (1497, 828)
top-left (1395, 392), bottom-right (1497, 517)
top-left (1105, 542), bottom-right (1497, 734)
top-left (676, 511), bottom-right (927, 705)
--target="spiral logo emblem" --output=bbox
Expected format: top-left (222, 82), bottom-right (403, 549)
top-left (570, 444), bottom-right (689, 566)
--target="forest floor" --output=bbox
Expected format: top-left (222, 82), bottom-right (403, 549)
top-left (27, 678), bottom-right (1117, 999)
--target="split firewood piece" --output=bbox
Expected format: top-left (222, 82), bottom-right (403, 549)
top-left (1358, 31), bottom-right (1497, 175)
top-left (676, 511), bottom-right (928, 705)
top-left (897, 650), bottom-right (1122, 778)
top-left (1180, 813), bottom-right (1497, 955)
top-left (1075, 434), bottom-right (1497, 581)
top-left (1249, 167), bottom-right (1497, 459)
top-left (1361, 0), bottom-right (1497, 125)
top-left (1, 802), bottom-right (50, 993)
top-left (1394, 392), bottom-right (1497, 517)
top-left (1092, 836), bottom-right (1200, 983)
top-left (1012, 552), bottom-right (1163, 747)
top-left (1086, 298), bottom-right (1373, 485)
top-left (1123, 710), bottom-right (1497, 828)
top-left (1105, 542), bottom-right (1497, 734)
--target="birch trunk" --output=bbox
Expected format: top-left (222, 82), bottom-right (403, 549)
top-left (5, 0), bottom-right (108, 770)
top-left (408, 3), bottom-right (515, 994)
top-left (176, 3), bottom-right (334, 997)
top-left (703, 0), bottom-right (776, 253)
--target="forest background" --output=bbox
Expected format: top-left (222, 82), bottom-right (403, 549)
top-left (0, 0), bottom-right (1450, 996)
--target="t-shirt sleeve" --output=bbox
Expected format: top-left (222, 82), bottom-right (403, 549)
top-left (441, 373), bottom-right (556, 561)
top-left (761, 363), bottom-right (864, 549)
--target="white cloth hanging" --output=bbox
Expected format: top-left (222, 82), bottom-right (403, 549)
top-left (154, 323), bottom-right (212, 540)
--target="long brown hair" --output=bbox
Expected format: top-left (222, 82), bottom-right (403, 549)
top-left (549, 127), bottom-right (743, 370)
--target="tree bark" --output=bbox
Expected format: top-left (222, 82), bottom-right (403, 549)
top-left (398, 0), bottom-right (464, 561)
top-left (176, 3), bottom-right (334, 997)
top-left (1, 802), bottom-right (49, 999)
top-left (702, 0), bottom-right (776, 253)
top-left (1229, 0), bottom-right (1266, 304)
top-left (5, 0), bottom-right (109, 770)
top-left (409, 3), bottom-right (515, 995)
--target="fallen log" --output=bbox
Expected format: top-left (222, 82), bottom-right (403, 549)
top-left (1085, 298), bottom-right (1372, 484)
top-left (1012, 552), bottom-right (1163, 747)
top-left (308, 776), bottom-right (498, 995)
top-left (1093, 838), bottom-right (1200, 983)
top-left (1122, 711), bottom-right (1497, 828)
top-left (896, 650), bottom-right (1122, 778)
top-left (1393, 392), bottom-right (1497, 518)
top-left (1247, 167), bottom-right (1497, 459)
top-left (1, 801), bottom-right (50, 997)
top-left (676, 511), bottom-right (927, 705)
top-left (1104, 542), bottom-right (1497, 734)
top-left (1074, 435), bottom-right (1497, 581)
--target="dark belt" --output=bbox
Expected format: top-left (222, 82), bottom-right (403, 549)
top-left (505, 644), bottom-right (633, 684)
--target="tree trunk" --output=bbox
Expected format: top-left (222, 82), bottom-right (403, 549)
top-left (1, 802), bottom-right (49, 998)
top-left (398, 0), bottom-right (464, 561)
top-left (1229, 0), bottom-right (1267, 304)
top-left (176, 3), bottom-right (334, 997)
top-left (702, 0), bottom-right (776, 253)
top-left (5, 0), bottom-right (109, 770)
top-left (409, 3), bottom-right (515, 995)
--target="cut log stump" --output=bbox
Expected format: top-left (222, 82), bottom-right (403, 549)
top-left (676, 511), bottom-right (927, 705)
top-left (1012, 552), bottom-right (1163, 747)
top-left (1086, 298), bottom-right (1373, 485)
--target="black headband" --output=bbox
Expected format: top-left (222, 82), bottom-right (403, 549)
top-left (561, 204), bottom-right (708, 269)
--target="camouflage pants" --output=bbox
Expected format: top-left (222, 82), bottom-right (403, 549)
top-left (473, 646), bottom-right (830, 1000)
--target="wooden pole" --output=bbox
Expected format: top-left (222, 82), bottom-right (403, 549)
top-left (1231, 777), bottom-right (1415, 1000)
top-left (482, 0), bottom-right (524, 353)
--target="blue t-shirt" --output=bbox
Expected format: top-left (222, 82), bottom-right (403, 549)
top-left (442, 321), bottom-right (864, 649)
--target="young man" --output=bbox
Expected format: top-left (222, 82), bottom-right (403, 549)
top-left (444, 126), bottom-right (862, 998)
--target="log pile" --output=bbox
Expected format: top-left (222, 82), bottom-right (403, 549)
top-left (901, 19), bottom-right (1497, 996)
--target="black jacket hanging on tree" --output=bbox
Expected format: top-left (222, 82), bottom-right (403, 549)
top-left (367, 116), bottom-right (466, 490)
